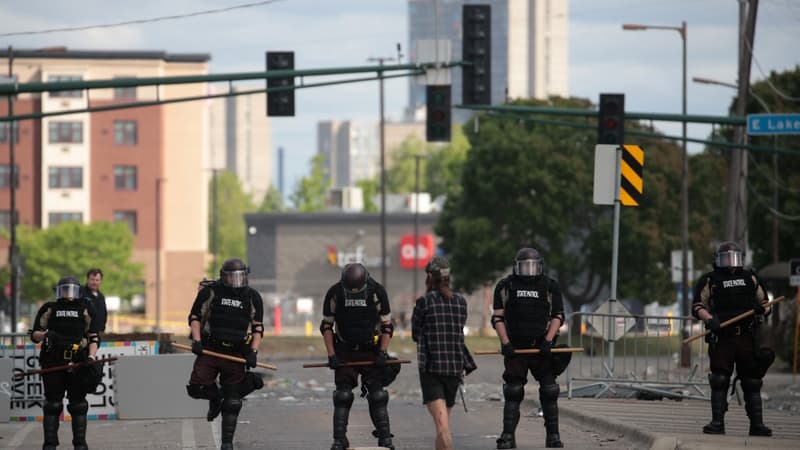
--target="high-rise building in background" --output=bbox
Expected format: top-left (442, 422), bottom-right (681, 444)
top-left (207, 87), bottom-right (272, 203)
top-left (0, 48), bottom-right (210, 327)
top-left (407, 0), bottom-right (569, 121)
top-left (317, 120), bottom-right (425, 189)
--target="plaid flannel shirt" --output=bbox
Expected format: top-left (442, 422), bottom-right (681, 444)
top-left (412, 290), bottom-right (475, 376)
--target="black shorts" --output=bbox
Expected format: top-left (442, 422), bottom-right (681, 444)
top-left (419, 371), bottom-right (461, 408)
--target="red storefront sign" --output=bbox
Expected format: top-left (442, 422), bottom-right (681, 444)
top-left (399, 234), bottom-right (434, 269)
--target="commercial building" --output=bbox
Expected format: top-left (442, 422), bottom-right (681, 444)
top-left (407, 0), bottom-right (569, 121)
top-left (207, 86), bottom-right (272, 203)
top-left (244, 212), bottom-right (490, 332)
top-left (0, 48), bottom-right (213, 326)
top-left (317, 120), bottom-right (425, 188)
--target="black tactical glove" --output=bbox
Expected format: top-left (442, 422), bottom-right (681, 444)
top-left (705, 316), bottom-right (722, 334)
top-left (327, 354), bottom-right (340, 370)
top-left (374, 351), bottom-right (388, 368)
top-left (501, 342), bottom-right (515, 358)
top-left (87, 356), bottom-right (104, 379)
top-left (45, 329), bottom-right (61, 343)
top-left (539, 339), bottom-right (553, 357)
top-left (245, 349), bottom-right (258, 369)
top-left (753, 301), bottom-right (766, 316)
top-left (191, 340), bottom-right (204, 356)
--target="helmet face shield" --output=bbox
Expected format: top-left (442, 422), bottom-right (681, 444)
top-left (715, 250), bottom-right (743, 268)
top-left (222, 270), bottom-right (248, 288)
top-left (514, 259), bottom-right (543, 276)
top-left (56, 283), bottom-right (81, 299)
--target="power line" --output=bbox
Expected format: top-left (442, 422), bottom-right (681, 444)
top-left (0, 0), bottom-right (286, 37)
top-left (747, 152), bottom-right (800, 194)
top-left (744, 36), bottom-right (800, 102)
top-left (748, 183), bottom-right (800, 221)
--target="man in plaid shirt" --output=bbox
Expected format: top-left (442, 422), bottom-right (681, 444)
top-left (412, 256), bottom-right (476, 450)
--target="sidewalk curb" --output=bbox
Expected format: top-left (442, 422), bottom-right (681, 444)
top-left (548, 398), bottom-right (665, 449)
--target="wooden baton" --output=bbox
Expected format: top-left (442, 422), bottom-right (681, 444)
top-left (474, 347), bottom-right (584, 356)
top-left (302, 359), bottom-right (411, 369)
top-left (683, 296), bottom-right (786, 344)
top-left (172, 342), bottom-right (278, 371)
top-left (14, 356), bottom-right (118, 379)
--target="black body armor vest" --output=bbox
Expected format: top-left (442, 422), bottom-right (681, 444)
top-left (335, 282), bottom-right (379, 346)
top-left (503, 276), bottom-right (551, 345)
top-left (708, 269), bottom-right (758, 323)
top-left (206, 285), bottom-right (253, 345)
top-left (48, 299), bottom-right (89, 346)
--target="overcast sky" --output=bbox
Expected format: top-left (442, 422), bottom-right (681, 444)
top-left (1, 0), bottom-right (798, 202)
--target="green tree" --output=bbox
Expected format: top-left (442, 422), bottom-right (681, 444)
top-left (15, 221), bottom-right (143, 302)
top-left (290, 154), bottom-right (330, 212)
top-left (356, 178), bottom-right (379, 212)
top-left (437, 97), bottom-right (689, 308)
top-left (258, 185), bottom-right (284, 212)
top-left (209, 170), bottom-right (254, 276)
top-left (385, 127), bottom-right (470, 197)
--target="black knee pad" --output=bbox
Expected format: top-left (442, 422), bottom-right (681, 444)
top-left (221, 397), bottom-right (243, 415)
top-left (43, 400), bottom-right (63, 416)
top-left (539, 383), bottom-right (560, 402)
top-left (333, 389), bottom-right (354, 408)
top-left (503, 383), bottom-right (524, 402)
top-left (741, 377), bottom-right (763, 393)
top-left (708, 372), bottom-right (730, 390)
top-left (367, 388), bottom-right (389, 407)
top-left (187, 383), bottom-right (219, 400)
top-left (67, 400), bottom-right (88, 416)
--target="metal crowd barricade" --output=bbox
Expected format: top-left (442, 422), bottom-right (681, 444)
top-left (564, 311), bottom-right (710, 400)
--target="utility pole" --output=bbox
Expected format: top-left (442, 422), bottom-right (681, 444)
top-left (725, 0), bottom-right (759, 244)
top-left (367, 55), bottom-right (395, 288)
top-left (6, 46), bottom-right (18, 333)
top-left (413, 154), bottom-right (422, 302)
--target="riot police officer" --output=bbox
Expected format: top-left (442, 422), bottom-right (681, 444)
top-left (186, 258), bottom-right (265, 450)
top-left (30, 276), bottom-right (102, 450)
top-left (491, 248), bottom-right (566, 449)
top-left (692, 241), bottom-right (773, 436)
top-left (320, 262), bottom-right (396, 450)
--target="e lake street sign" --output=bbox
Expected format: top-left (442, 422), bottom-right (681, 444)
top-left (747, 113), bottom-right (800, 136)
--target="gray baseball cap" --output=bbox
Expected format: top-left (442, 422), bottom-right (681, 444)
top-left (425, 256), bottom-right (450, 277)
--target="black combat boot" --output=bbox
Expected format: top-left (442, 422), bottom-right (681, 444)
top-left (702, 388), bottom-right (727, 434)
top-left (540, 384), bottom-right (563, 448)
top-left (742, 378), bottom-right (772, 437)
top-left (331, 389), bottom-right (353, 450)
top-left (368, 388), bottom-right (394, 449)
top-left (67, 400), bottom-right (89, 450)
top-left (219, 394), bottom-right (242, 450)
top-left (497, 383), bottom-right (523, 449)
top-left (42, 400), bottom-right (62, 450)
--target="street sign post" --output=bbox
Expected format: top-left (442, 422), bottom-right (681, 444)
top-left (747, 113), bottom-right (800, 135)
top-left (790, 258), bottom-right (800, 287)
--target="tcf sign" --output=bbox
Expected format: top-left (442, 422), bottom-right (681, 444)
top-left (399, 234), bottom-right (434, 269)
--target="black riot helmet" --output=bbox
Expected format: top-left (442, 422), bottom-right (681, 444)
top-left (714, 241), bottom-right (744, 270)
top-left (513, 247), bottom-right (544, 277)
top-left (54, 276), bottom-right (81, 300)
top-left (220, 258), bottom-right (249, 288)
top-left (342, 263), bottom-right (368, 292)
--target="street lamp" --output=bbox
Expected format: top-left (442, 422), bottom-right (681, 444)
top-left (623, 22), bottom-right (690, 367)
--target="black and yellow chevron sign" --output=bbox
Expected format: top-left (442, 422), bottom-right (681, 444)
top-left (620, 144), bottom-right (644, 206)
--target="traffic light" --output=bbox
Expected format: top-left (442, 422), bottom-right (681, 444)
top-left (462, 4), bottom-right (491, 105)
top-left (266, 51), bottom-right (295, 116)
top-left (597, 93), bottom-right (625, 145)
top-left (426, 85), bottom-right (451, 142)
